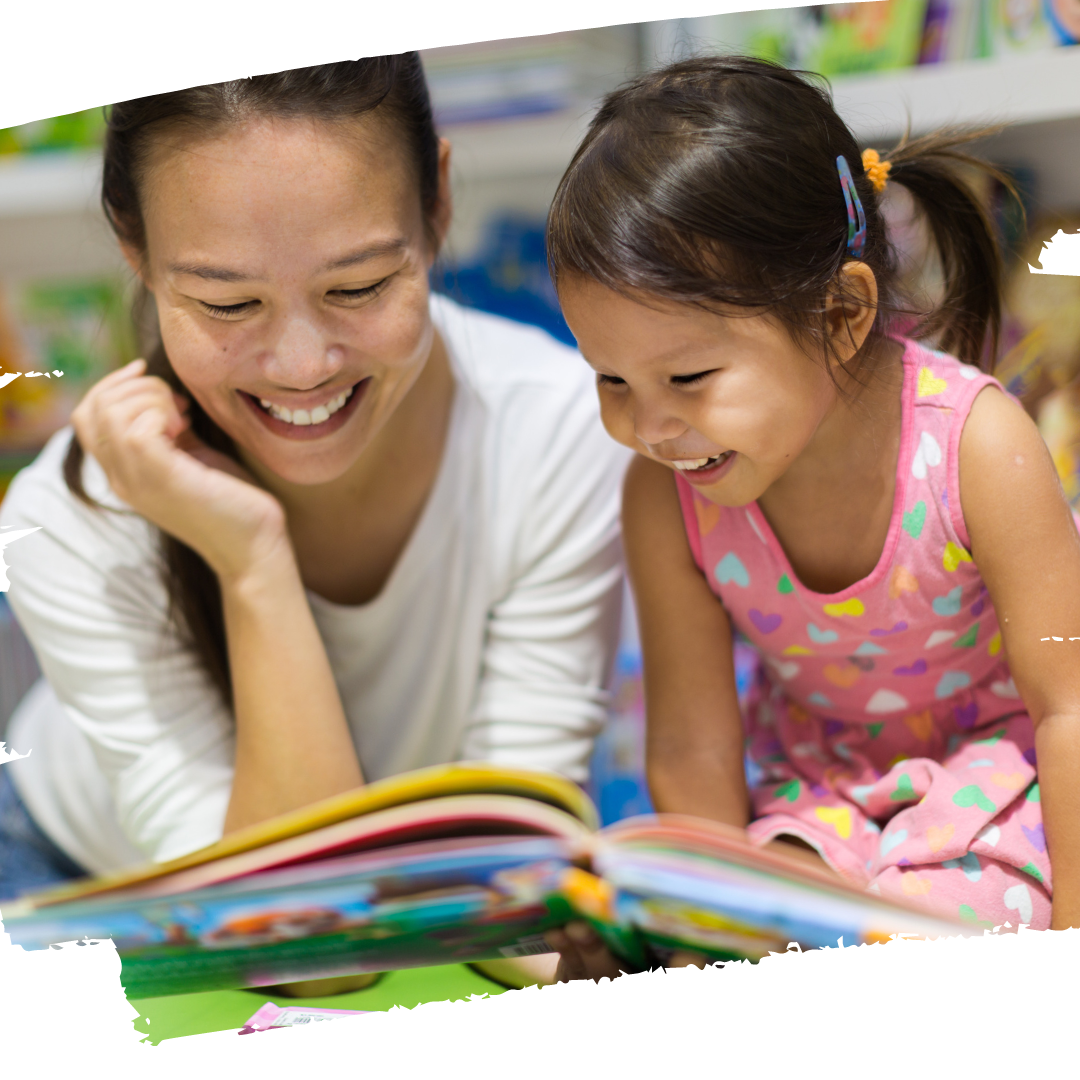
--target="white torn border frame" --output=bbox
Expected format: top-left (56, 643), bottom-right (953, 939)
top-left (0, 927), bottom-right (1077, 1076)
top-left (1029, 230), bottom-right (1080, 276)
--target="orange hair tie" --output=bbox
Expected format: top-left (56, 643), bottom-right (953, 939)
top-left (862, 148), bottom-right (891, 193)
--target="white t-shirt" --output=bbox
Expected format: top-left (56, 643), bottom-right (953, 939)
top-left (1, 297), bottom-right (631, 874)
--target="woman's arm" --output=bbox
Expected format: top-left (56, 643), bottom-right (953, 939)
top-left (623, 455), bottom-right (749, 826)
top-left (72, 361), bottom-right (362, 836)
top-left (959, 386), bottom-right (1080, 930)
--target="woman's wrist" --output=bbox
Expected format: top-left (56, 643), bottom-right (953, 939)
top-left (216, 533), bottom-right (302, 605)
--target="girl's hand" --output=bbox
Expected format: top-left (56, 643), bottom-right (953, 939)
top-left (72, 360), bottom-right (288, 582)
top-left (544, 922), bottom-right (712, 982)
top-left (544, 922), bottom-right (630, 983)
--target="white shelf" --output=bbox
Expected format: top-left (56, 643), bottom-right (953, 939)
top-left (2, 48), bottom-right (1080, 224)
top-left (443, 108), bottom-right (593, 181)
top-left (832, 46), bottom-right (1080, 140)
top-left (0, 150), bottom-right (101, 217)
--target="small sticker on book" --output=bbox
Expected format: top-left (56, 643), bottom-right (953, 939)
top-left (239, 1002), bottom-right (369, 1034)
top-left (498, 934), bottom-right (555, 957)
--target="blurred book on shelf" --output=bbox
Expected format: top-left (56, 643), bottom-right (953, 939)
top-left (696, 0), bottom-right (1079, 74)
top-left (0, 277), bottom-right (135, 499)
top-left (421, 29), bottom-right (635, 128)
top-left (0, 108), bottom-right (105, 156)
top-left (998, 215), bottom-right (1080, 505)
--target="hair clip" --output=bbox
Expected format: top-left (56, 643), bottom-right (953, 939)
top-left (837, 155), bottom-right (867, 259)
top-left (861, 148), bottom-right (891, 193)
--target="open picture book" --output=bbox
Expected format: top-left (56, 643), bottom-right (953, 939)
top-left (0, 763), bottom-right (967, 997)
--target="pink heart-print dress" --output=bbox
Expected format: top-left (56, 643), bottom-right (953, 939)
top-left (676, 339), bottom-right (1063, 931)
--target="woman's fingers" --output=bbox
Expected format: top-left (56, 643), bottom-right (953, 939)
top-left (77, 380), bottom-right (187, 460)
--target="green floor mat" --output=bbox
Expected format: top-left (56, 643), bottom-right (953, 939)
top-left (131, 963), bottom-right (506, 1043)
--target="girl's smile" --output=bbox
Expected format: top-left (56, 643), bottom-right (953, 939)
top-left (559, 274), bottom-right (841, 509)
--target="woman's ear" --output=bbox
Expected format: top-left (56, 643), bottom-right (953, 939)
top-left (119, 242), bottom-right (153, 291)
top-left (429, 137), bottom-right (453, 254)
top-left (824, 261), bottom-right (878, 363)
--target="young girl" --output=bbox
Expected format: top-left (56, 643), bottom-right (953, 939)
top-left (545, 54), bottom-right (1080, 973)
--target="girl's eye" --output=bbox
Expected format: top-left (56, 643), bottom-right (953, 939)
top-left (199, 299), bottom-right (258, 319)
top-left (597, 373), bottom-right (626, 387)
top-left (671, 369), bottom-right (716, 386)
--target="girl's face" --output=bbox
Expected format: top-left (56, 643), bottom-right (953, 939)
top-left (559, 276), bottom-right (841, 507)
top-left (134, 115), bottom-right (450, 486)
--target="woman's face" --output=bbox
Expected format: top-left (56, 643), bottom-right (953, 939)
top-left (134, 115), bottom-right (450, 486)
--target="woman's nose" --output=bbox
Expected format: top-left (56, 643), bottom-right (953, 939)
top-left (259, 315), bottom-right (343, 389)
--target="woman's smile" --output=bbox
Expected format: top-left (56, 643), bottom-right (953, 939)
top-left (240, 378), bottom-right (368, 441)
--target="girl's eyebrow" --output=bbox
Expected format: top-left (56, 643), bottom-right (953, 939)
top-left (167, 238), bottom-right (408, 283)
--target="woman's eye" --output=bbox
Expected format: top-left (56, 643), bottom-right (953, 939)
top-left (597, 373), bottom-right (626, 387)
top-left (328, 280), bottom-right (387, 304)
top-left (199, 299), bottom-right (258, 318)
top-left (671, 370), bottom-right (716, 386)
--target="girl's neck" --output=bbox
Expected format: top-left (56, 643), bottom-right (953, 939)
top-left (756, 337), bottom-right (906, 594)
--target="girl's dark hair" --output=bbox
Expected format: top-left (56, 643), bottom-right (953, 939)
top-left (64, 55), bottom-right (440, 704)
top-left (547, 55), bottom-right (1015, 374)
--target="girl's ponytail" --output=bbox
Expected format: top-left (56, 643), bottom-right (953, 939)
top-left (877, 129), bottom-right (1020, 369)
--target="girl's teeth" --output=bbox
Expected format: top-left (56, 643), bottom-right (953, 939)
top-left (261, 386), bottom-right (354, 426)
top-left (671, 452), bottom-right (729, 472)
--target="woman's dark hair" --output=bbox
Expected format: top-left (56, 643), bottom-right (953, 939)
top-left (547, 54), bottom-right (1016, 375)
top-left (64, 55), bottom-right (440, 704)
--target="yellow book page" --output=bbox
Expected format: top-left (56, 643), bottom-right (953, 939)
top-left (13, 762), bottom-right (597, 911)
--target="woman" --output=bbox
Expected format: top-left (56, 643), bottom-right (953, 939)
top-left (0, 53), bottom-right (628, 957)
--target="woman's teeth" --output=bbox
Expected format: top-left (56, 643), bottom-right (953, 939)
top-left (672, 452), bottom-right (729, 472)
top-left (259, 386), bottom-right (353, 426)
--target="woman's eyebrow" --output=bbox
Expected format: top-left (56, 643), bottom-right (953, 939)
top-left (167, 239), bottom-right (408, 283)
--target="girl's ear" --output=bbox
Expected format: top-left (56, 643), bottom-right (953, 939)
top-left (824, 261), bottom-right (878, 364)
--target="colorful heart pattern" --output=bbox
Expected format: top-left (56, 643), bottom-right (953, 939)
top-left (683, 344), bottom-right (1036, 898)
top-left (917, 367), bottom-right (948, 398)
top-left (715, 552), bottom-right (750, 588)
top-left (694, 498), bottom-right (721, 537)
top-left (806, 623), bottom-right (839, 645)
top-left (911, 430), bottom-right (942, 480)
top-left (814, 805), bottom-right (852, 839)
top-left (902, 501), bottom-right (926, 539)
top-left (889, 565), bottom-right (919, 600)
top-left (749, 609), bottom-right (783, 634)
top-left (1003, 883), bottom-right (1033, 926)
top-left (942, 542), bottom-right (973, 573)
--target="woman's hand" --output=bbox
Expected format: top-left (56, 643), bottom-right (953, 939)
top-left (76, 360), bottom-right (364, 831)
top-left (72, 359), bottom-right (288, 582)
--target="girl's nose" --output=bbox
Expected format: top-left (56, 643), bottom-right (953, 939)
top-left (259, 315), bottom-right (344, 389)
top-left (633, 396), bottom-right (688, 449)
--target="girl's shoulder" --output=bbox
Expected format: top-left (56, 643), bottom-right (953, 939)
top-left (900, 338), bottom-right (1005, 414)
